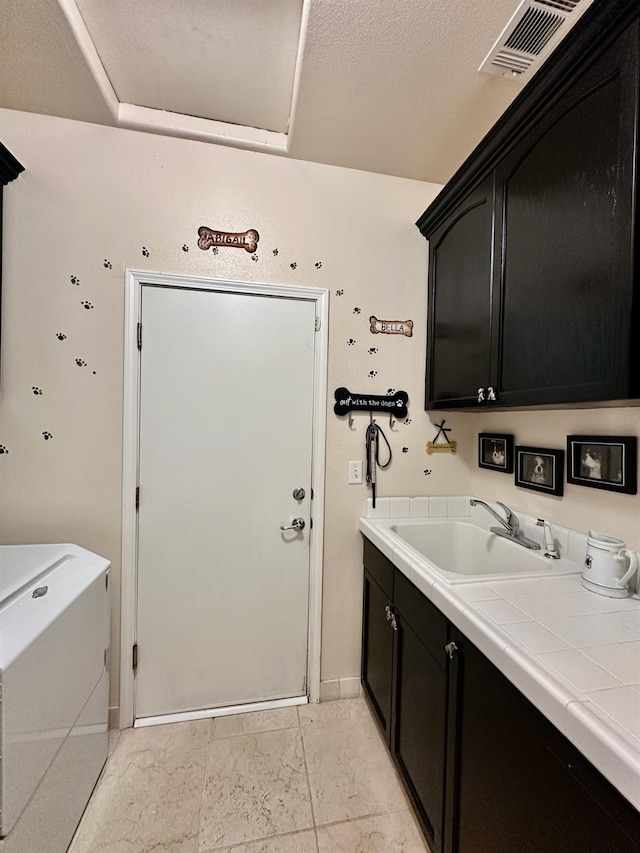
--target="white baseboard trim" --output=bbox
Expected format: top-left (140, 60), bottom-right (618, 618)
top-left (319, 677), bottom-right (362, 702)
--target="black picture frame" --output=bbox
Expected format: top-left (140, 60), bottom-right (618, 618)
top-left (478, 433), bottom-right (514, 473)
top-left (515, 446), bottom-right (564, 496)
top-left (566, 435), bottom-right (637, 495)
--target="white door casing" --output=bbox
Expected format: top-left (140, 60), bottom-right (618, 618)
top-left (120, 272), bottom-right (328, 728)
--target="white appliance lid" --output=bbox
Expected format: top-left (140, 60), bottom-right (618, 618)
top-left (0, 544), bottom-right (76, 608)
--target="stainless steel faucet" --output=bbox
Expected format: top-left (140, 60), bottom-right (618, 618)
top-left (469, 499), bottom-right (541, 550)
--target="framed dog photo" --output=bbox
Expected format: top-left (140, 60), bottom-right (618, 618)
top-left (515, 446), bottom-right (564, 496)
top-left (566, 435), bottom-right (637, 495)
top-left (478, 433), bottom-right (514, 473)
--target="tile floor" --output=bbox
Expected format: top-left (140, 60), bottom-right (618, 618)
top-left (69, 698), bottom-right (429, 853)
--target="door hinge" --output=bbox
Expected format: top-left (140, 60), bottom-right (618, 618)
top-left (135, 486), bottom-right (140, 510)
top-left (137, 323), bottom-right (142, 350)
top-left (315, 316), bottom-right (321, 331)
top-left (132, 643), bottom-right (138, 671)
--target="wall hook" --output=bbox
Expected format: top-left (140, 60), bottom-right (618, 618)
top-left (389, 412), bottom-right (396, 430)
top-left (348, 412), bottom-right (355, 429)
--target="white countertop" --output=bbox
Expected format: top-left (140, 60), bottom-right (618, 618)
top-left (360, 496), bottom-right (640, 813)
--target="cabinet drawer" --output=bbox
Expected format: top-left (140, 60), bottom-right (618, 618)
top-left (363, 538), bottom-right (394, 599)
top-left (394, 570), bottom-right (447, 667)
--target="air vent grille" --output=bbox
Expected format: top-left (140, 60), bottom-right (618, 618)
top-left (504, 8), bottom-right (564, 56)
top-left (479, 0), bottom-right (594, 81)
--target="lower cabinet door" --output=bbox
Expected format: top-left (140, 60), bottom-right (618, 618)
top-left (449, 633), bottom-right (640, 853)
top-left (393, 615), bottom-right (447, 851)
top-left (361, 570), bottom-right (394, 741)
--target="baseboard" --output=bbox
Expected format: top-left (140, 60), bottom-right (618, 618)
top-left (319, 677), bottom-right (362, 701)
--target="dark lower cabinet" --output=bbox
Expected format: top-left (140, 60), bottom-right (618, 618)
top-left (362, 539), bottom-right (640, 853)
top-left (448, 629), bottom-right (640, 853)
top-left (393, 612), bottom-right (447, 849)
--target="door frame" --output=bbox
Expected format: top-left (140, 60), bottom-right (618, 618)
top-left (119, 270), bottom-right (328, 729)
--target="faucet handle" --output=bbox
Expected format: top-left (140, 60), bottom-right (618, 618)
top-left (496, 501), bottom-right (519, 531)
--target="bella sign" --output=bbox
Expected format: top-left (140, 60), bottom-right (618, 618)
top-left (369, 315), bottom-right (413, 337)
top-left (198, 226), bottom-right (260, 253)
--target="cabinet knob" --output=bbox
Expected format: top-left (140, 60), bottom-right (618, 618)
top-left (477, 387), bottom-right (485, 403)
top-left (385, 604), bottom-right (398, 631)
top-left (445, 641), bottom-right (458, 660)
top-left (487, 386), bottom-right (497, 402)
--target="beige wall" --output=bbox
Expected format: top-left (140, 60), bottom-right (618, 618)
top-left (0, 108), bottom-right (476, 719)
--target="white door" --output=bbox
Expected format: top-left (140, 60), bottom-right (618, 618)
top-left (135, 284), bottom-right (316, 719)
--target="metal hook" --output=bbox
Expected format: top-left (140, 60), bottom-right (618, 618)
top-left (348, 412), bottom-right (355, 429)
top-left (389, 412), bottom-right (395, 430)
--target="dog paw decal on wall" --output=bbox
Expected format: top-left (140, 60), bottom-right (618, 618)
top-left (368, 347), bottom-right (378, 355)
top-left (81, 301), bottom-right (93, 310)
top-left (353, 307), bottom-right (361, 314)
top-left (273, 248), bottom-right (279, 256)
top-left (142, 247), bottom-right (150, 257)
top-left (424, 469), bottom-right (432, 475)
top-left (290, 262), bottom-right (297, 270)
top-left (32, 386), bottom-right (43, 395)
top-left (335, 289), bottom-right (344, 296)
top-left (70, 275), bottom-right (80, 286)
top-left (315, 261), bottom-right (323, 269)
top-left (56, 332), bottom-right (67, 340)
top-left (103, 259), bottom-right (112, 269)
top-left (347, 339), bottom-right (356, 346)
top-left (0, 444), bottom-right (9, 454)
top-left (42, 431), bottom-right (53, 440)
top-left (182, 244), bottom-right (189, 252)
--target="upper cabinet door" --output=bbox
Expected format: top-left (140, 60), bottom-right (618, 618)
top-left (426, 176), bottom-right (495, 409)
top-left (493, 21), bottom-right (639, 407)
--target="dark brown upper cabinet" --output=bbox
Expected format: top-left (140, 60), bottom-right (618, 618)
top-left (417, 1), bottom-right (639, 411)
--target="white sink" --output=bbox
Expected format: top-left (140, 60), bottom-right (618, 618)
top-left (383, 518), bottom-right (581, 584)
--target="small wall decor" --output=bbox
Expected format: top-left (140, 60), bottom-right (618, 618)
top-left (197, 226), bottom-right (259, 254)
top-left (566, 435), bottom-right (637, 495)
top-left (334, 387), bottom-right (408, 419)
top-left (369, 315), bottom-right (413, 337)
top-left (515, 446), bottom-right (564, 496)
top-left (426, 419), bottom-right (457, 454)
top-left (478, 433), bottom-right (514, 473)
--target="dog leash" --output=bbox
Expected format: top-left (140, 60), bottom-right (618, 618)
top-left (365, 416), bottom-right (392, 508)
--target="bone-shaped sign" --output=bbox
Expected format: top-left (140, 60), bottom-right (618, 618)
top-left (334, 387), bottom-right (408, 419)
top-left (369, 316), bottom-right (413, 337)
top-left (198, 226), bottom-right (260, 253)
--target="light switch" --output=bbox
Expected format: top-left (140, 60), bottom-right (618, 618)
top-left (349, 460), bottom-right (363, 484)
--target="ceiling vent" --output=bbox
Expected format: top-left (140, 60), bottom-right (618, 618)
top-left (479, 0), bottom-right (595, 81)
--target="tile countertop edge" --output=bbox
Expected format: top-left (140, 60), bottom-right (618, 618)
top-left (358, 517), bottom-right (640, 814)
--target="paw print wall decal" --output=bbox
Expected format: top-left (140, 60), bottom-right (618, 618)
top-left (424, 469), bottom-right (432, 476)
top-left (315, 261), bottom-right (323, 269)
top-left (336, 289), bottom-right (344, 296)
top-left (368, 348), bottom-right (378, 355)
top-left (142, 247), bottom-right (150, 257)
top-left (404, 418), bottom-right (412, 425)
top-left (273, 248), bottom-right (279, 256)
top-left (251, 254), bottom-right (259, 262)
top-left (347, 339), bottom-right (356, 346)
top-left (75, 358), bottom-right (87, 367)
top-left (42, 431), bottom-right (53, 440)
top-left (70, 275), bottom-right (80, 286)
top-left (103, 259), bottom-right (112, 269)
top-left (81, 301), bottom-right (94, 310)
top-left (182, 244), bottom-right (189, 252)
top-left (290, 262), bottom-right (297, 270)
top-left (402, 447), bottom-right (409, 454)
top-left (0, 444), bottom-right (8, 454)
top-left (32, 386), bottom-right (43, 395)
top-left (56, 332), bottom-right (67, 340)
top-left (369, 370), bottom-right (378, 378)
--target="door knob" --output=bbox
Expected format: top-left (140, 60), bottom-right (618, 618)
top-left (280, 517), bottom-right (305, 531)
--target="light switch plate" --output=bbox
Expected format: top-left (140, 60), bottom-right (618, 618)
top-left (349, 460), bottom-right (363, 484)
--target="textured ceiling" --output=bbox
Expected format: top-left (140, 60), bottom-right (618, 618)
top-left (0, 0), bottom-right (529, 184)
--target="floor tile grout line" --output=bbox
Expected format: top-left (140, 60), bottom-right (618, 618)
top-left (194, 717), bottom-right (216, 845)
top-left (199, 824), bottom-right (319, 853)
top-left (297, 704), bottom-right (321, 850)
